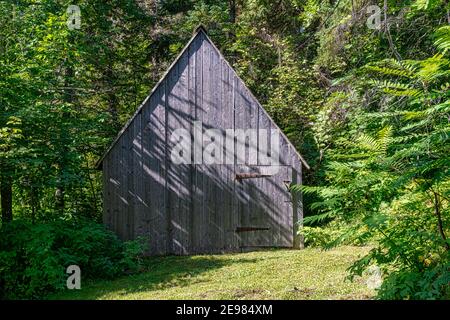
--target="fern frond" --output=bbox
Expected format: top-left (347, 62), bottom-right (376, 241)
top-left (412, 0), bottom-right (442, 10)
top-left (290, 184), bottom-right (321, 194)
top-left (435, 26), bottom-right (450, 54)
top-left (377, 126), bottom-right (393, 154)
top-left (366, 66), bottom-right (415, 79)
top-left (303, 212), bottom-right (336, 225)
top-left (368, 79), bottom-right (420, 96)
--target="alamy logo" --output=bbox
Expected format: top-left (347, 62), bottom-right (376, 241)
top-left (170, 121), bottom-right (280, 168)
top-left (66, 265), bottom-right (81, 289)
top-left (366, 5), bottom-right (382, 30)
top-left (366, 265), bottom-right (383, 290)
top-left (66, 5), bottom-right (81, 30)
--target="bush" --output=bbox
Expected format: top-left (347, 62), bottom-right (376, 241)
top-left (0, 219), bottom-right (147, 299)
top-left (377, 261), bottom-right (450, 300)
top-left (300, 226), bottom-right (337, 247)
top-left (299, 221), bottom-right (370, 248)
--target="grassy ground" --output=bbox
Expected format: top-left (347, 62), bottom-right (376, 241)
top-left (50, 246), bottom-right (375, 300)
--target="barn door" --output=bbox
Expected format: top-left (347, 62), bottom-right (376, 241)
top-left (234, 165), bottom-right (293, 249)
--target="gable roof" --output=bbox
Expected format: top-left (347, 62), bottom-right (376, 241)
top-left (96, 25), bottom-right (309, 170)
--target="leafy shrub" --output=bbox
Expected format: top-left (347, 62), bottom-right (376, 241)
top-left (119, 236), bottom-right (149, 274)
top-left (0, 219), bottom-right (147, 299)
top-left (377, 261), bottom-right (450, 300)
top-left (300, 226), bottom-right (336, 247)
top-left (297, 42), bottom-right (450, 299)
top-left (299, 221), bottom-right (370, 248)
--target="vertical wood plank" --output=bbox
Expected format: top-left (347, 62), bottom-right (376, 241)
top-left (200, 33), bottom-right (212, 252)
top-left (125, 126), bottom-right (134, 241)
top-left (192, 32), bottom-right (204, 253)
top-left (131, 111), bottom-right (143, 244)
top-left (167, 49), bottom-right (191, 255)
top-left (221, 57), bottom-right (236, 251)
top-left (139, 83), bottom-right (168, 254)
top-left (102, 157), bottom-right (111, 229)
top-left (187, 35), bottom-right (197, 254)
top-left (291, 153), bottom-right (303, 248)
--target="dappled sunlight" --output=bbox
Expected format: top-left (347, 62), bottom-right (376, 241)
top-left (50, 246), bottom-right (375, 300)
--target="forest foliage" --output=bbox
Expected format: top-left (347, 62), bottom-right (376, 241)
top-left (0, 0), bottom-right (449, 299)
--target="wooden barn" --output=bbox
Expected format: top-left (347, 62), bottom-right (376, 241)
top-left (96, 26), bottom-right (309, 255)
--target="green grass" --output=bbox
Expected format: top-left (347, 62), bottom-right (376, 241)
top-left (50, 246), bottom-right (375, 300)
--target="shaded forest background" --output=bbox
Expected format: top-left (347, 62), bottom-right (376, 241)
top-left (0, 0), bottom-right (449, 299)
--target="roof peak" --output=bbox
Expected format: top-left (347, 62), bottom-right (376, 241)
top-left (96, 24), bottom-right (310, 170)
top-left (194, 24), bottom-right (208, 35)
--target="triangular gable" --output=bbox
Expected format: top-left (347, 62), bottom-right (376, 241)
top-left (96, 26), bottom-right (309, 170)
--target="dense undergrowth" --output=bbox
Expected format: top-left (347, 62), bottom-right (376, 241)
top-left (1, 0), bottom-right (449, 300)
top-left (0, 219), bottom-right (146, 299)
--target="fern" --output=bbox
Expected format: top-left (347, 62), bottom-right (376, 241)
top-left (303, 211), bottom-right (336, 225)
top-left (412, 0), bottom-right (443, 10)
top-left (435, 26), bottom-right (450, 54)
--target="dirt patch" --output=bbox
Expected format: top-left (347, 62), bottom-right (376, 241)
top-left (286, 287), bottom-right (316, 297)
top-left (232, 289), bottom-right (265, 299)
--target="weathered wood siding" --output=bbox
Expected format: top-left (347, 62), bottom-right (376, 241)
top-left (102, 29), bottom-right (304, 255)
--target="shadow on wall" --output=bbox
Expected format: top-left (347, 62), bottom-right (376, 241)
top-left (103, 31), bottom-right (302, 256)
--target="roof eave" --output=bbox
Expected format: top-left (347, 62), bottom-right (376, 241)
top-left (95, 25), bottom-right (310, 171)
top-left (95, 27), bottom-right (209, 170)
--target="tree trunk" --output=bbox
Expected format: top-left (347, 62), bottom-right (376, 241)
top-left (433, 191), bottom-right (450, 251)
top-left (55, 183), bottom-right (65, 213)
top-left (228, 0), bottom-right (237, 64)
top-left (229, 0), bottom-right (236, 23)
top-left (55, 57), bottom-right (75, 214)
top-left (105, 67), bottom-right (121, 132)
top-left (1, 174), bottom-right (13, 223)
